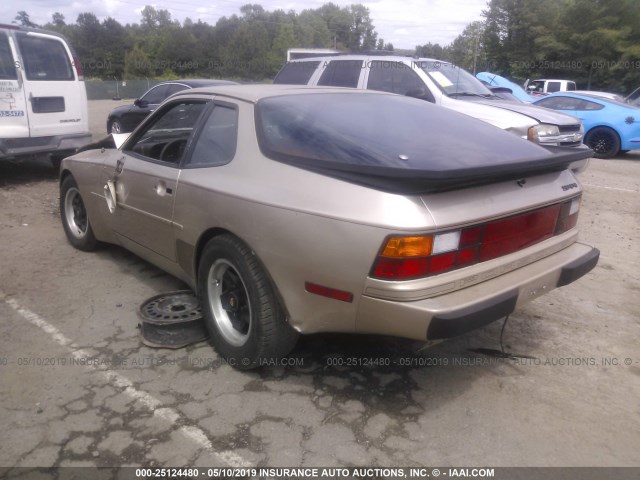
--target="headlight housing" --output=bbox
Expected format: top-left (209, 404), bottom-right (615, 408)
top-left (528, 123), bottom-right (561, 144)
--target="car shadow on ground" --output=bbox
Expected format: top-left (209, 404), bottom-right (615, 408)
top-left (88, 231), bottom-right (549, 417)
top-left (0, 157), bottom-right (58, 188)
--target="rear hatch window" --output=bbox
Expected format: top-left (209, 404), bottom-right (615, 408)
top-left (256, 93), bottom-right (592, 193)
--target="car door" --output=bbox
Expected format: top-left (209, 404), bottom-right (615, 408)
top-left (14, 30), bottom-right (86, 138)
top-left (103, 99), bottom-right (208, 261)
top-left (0, 30), bottom-right (29, 139)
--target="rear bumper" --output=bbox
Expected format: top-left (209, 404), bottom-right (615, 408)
top-left (355, 242), bottom-right (599, 341)
top-left (0, 133), bottom-right (92, 159)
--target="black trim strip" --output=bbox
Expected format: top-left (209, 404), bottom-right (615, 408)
top-left (427, 289), bottom-right (518, 340)
top-left (557, 247), bottom-right (600, 287)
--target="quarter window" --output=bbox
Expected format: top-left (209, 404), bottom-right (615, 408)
top-left (126, 101), bottom-right (207, 164)
top-left (17, 33), bottom-right (73, 81)
top-left (188, 104), bottom-right (238, 167)
top-left (318, 60), bottom-right (363, 88)
top-left (274, 61), bottom-right (320, 85)
top-left (536, 96), bottom-right (582, 110)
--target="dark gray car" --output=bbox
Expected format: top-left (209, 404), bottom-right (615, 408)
top-left (106, 79), bottom-right (237, 134)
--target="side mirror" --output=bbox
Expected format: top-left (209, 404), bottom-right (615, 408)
top-left (134, 98), bottom-right (148, 108)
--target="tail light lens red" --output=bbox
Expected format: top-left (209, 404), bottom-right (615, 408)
top-left (371, 196), bottom-right (581, 280)
top-left (73, 56), bottom-right (84, 80)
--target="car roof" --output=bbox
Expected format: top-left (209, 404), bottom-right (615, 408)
top-left (287, 54), bottom-right (445, 64)
top-left (159, 79), bottom-right (238, 88)
top-left (176, 84), bottom-right (395, 103)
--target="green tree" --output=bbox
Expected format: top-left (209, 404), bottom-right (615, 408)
top-left (14, 11), bottom-right (37, 28)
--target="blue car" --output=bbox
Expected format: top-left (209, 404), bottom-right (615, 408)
top-left (476, 72), bottom-right (534, 103)
top-left (533, 92), bottom-right (640, 158)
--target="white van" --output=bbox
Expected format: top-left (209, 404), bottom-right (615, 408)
top-left (0, 24), bottom-right (90, 167)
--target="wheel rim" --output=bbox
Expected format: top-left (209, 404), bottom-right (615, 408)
top-left (64, 187), bottom-right (88, 239)
top-left (111, 121), bottom-right (121, 134)
top-left (207, 259), bottom-right (252, 347)
top-left (588, 130), bottom-right (615, 156)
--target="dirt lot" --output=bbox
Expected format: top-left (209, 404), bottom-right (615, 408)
top-left (0, 100), bottom-right (639, 470)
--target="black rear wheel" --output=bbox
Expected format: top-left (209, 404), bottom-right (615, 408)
top-left (198, 235), bottom-right (298, 369)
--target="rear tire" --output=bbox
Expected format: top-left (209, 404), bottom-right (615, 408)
top-left (197, 235), bottom-right (298, 369)
top-left (584, 127), bottom-right (620, 159)
top-left (60, 175), bottom-right (98, 251)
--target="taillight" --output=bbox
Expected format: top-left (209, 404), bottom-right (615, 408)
top-left (371, 196), bottom-right (581, 280)
top-left (73, 56), bottom-right (84, 80)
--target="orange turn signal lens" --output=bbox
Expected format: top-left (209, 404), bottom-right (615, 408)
top-left (381, 236), bottom-right (433, 258)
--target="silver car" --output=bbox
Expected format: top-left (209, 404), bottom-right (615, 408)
top-left (59, 85), bottom-right (599, 369)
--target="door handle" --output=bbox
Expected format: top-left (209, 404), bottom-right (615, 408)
top-left (154, 181), bottom-right (173, 196)
top-left (115, 157), bottom-right (125, 174)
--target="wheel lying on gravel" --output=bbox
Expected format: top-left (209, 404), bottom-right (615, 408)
top-left (197, 234), bottom-right (299, 369)
top-left (60, 175), bottom-right (98, 251)
top-left (584, 126), bottom-right (620, 159)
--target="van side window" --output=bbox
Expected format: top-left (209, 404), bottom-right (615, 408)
top-left (187, 104), bottom-right (238, 167)
top-left (0, 32), bottom-right (17, 80)
top-left (318, 60), bottom-right (363, 88)
top-left (274, 61), bottom-right (320, 85)
top-left (368, 61), bottom-right (426, 96)
top-left (547, 81), bottom-right (561, 93)
top-left (16, 34), bottom-right (74, 81)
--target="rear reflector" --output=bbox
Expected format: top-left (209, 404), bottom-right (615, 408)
top-left (305, 282), bottom-right (353, 303)
top-left (371, 196), bottom-right (581, 280)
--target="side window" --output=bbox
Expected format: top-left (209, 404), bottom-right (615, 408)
top-left (567, 83), bottom-right (576, 91)
top-left (536, 96), bottom-right (580, 110)
top-left (368, 61), bottom-right (427, 96)
top-left (165, 84), bottom-right (189, 97)
top-left (318, 60), bottom-right (363, 87)
top-left (0, 32), bottom-right (17, 80)
top-left (547, 81), bottom-right (561, 93)
top-left (125, 101), bottom-right (207, 164)
top-left (188, 104), bottom-right (238, 167)
top-left (576, 100), bottom-right (604, 111)
top-left (17, 34), bottom-right (73, 81)
top-left (274, 61), bottom-right (320, 85)
top-left (141, 84), bottom-right (170, 105)
top-left (529, 81), bottom-right (544, 93)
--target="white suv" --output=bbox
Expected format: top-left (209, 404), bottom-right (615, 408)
top-left (0, 24), bottom-right (91, 167)
top-left (274, 55), bottom-right (585, 149)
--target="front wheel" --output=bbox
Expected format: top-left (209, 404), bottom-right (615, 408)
top-left (60, 175), bottom-right (98, 251)
top-left (584, 127), bottom-right (620, 159)
top-left (197, 235), bottom-right (298, 369)
top-left (109, 119), bottom-right (122, 134)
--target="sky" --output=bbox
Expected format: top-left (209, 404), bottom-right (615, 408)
top-left (1, 0), bottom-right (487, 49)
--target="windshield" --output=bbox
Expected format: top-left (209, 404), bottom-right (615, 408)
top-left (416, 60), bottom-right (492, 97)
